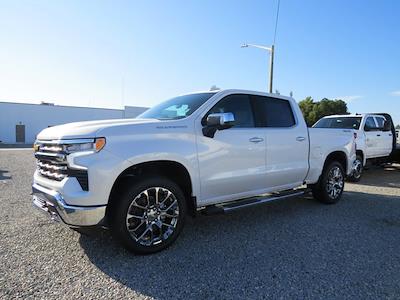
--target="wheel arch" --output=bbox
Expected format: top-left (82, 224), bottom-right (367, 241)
top-left (356, 149), bottom-right (365, 166)
top-left (323, 151), bottom-right (348, 174)
top-left (106, 160), bottom-right (196, 222)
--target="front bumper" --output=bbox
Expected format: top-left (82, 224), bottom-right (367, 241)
top-left (32, 183), bottom-right (107, 227)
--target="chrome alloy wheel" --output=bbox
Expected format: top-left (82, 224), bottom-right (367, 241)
top-left (352, 159), bottom-right (362, 179)
top-left (125, 187), bottom-right (180, 246)
top-left (326, 166), bottom-right (344, 199)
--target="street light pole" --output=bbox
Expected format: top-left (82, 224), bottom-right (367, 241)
top-left (241, 43), bottom-right (275, 93)
top-left (269, 45), bottom-right (274, 93)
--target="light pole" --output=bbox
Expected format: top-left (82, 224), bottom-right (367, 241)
top-left (241, 43), bottom-right (275, 93)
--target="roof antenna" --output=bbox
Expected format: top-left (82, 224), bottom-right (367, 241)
top-left (209, 85), bottom-right (220, 91)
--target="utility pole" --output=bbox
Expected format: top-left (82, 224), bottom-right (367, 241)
top-left (241, 43), bottom-right (275, 93)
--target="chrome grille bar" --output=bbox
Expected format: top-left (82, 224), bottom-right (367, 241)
top-left (38, 168), bottom-right (67, 180)
top-left (36, 138), bottom-right (95, 145)
top-left (37, 161), bottom-right (68, 171)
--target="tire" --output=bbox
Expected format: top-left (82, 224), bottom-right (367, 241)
top-left (110, 177), bottom-right (187, 254)
top-left (312, 161), bottom-right (345, 204)
top-left (347, 154), bottom-right (363, 182)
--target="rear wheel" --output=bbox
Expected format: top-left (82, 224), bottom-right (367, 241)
top-left (111, 177), bottom-right (187, 254)
top-left (312, 161), bottom-right (345, 204)
top-left (348, 154), bottom-right (363, 182)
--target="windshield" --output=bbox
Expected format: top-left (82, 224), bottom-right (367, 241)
top-left (313, 117), bottom-right (362, 129)
top-left (137, 92), bottom-right (216, 120)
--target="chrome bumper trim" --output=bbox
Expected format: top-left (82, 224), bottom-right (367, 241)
top-left (32, 183), bottom-right (106, 227)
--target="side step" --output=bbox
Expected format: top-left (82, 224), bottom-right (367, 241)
top-left (202, 189), bottom-right (308, 215)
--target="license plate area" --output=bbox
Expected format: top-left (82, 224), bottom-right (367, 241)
top-left (32, 193), bottom-right (61, 222)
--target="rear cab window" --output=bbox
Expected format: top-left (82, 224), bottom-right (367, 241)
top-left (313, 117), bottom-right (362, 129)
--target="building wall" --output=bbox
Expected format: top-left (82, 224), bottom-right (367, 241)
top-left (0, 102), bottom-right (147, 144)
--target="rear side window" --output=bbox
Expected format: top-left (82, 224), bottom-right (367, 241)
top-left (252, 96), bottom-right (296, 127)
top-left (375, 117), bottom-right (385, 129)
top-left (207, 94), bottom-right (255, 128)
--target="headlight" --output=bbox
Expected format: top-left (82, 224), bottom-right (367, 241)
top-left (65, 138), bottom-right (106, 153)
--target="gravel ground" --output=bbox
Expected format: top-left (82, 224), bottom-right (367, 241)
top-left (1, 149), bottom-right (400, 299)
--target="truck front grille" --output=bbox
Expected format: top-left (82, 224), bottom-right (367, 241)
top-left (34, 142), bottom-right (89, 191)
top-left (37, 160), bottom-right (68, 181)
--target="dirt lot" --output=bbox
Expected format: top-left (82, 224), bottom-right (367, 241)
top-left (1, 149), bottom-right (400, 299)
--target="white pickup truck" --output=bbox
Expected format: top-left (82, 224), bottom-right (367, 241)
top-left (313, 113), bottom-right (396, 181)
top-left (32, 89), bottom-right (356, 254)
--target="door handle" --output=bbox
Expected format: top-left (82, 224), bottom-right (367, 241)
top-left (377, 134), bottom-right (381, 137)
top-left (249, 137), bottom-right (264, 143)
top-left (296, 136), bottom-right (306, 142)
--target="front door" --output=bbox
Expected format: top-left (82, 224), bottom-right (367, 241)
top-left (196, 94), bottom-right (267, 204)
top-left (364, 116), bottom-right (380, 158)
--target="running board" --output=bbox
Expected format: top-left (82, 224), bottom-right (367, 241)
top-left (202, 189), bottom-right (307, 215)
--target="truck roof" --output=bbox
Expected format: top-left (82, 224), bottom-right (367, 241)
top-left (206, 89), bottom-right (295, 101)
top-left (321, 113), bottom-right (383, 119)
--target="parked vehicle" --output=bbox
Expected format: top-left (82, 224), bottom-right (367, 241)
top-left (313, 113), bottom-right (397, 181)
top-left (32, 89), bottom-right (356, 254)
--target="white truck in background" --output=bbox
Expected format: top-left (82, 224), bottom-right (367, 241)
top-left (313, 113), bottom-right (397, 181)
top-left (32, 89), bottom-right (356, 254)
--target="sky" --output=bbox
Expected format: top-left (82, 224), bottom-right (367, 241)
top-left (0, 0), bottom-right (399, 124)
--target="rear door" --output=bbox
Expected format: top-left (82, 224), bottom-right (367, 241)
top-left (252, 95), bottom-right (309, 188)
top-left (374, 116), bottom-right (393, 156)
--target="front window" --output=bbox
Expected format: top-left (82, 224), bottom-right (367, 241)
top-left (138, 92), bottom-right (216, 120)
top-left (313, 117), bottom-right (362, 129)
top-left (364, 117), bottom-right (378, 130)
top-left (207, 94), bottom-right (255, 128)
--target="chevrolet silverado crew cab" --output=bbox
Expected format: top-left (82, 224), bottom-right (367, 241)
top-left (32, 89), bottom-right (356, 254)
top-left (313, 113), bottom-right (397, 181)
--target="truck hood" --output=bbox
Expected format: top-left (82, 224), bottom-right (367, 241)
top-left (36, 118), bottom-right (159, 140)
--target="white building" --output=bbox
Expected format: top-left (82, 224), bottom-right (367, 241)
top-left (0, 101), bottom-right (148, 144)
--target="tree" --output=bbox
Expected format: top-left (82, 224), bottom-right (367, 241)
top-left (298, 97), bottom-right (349, 126)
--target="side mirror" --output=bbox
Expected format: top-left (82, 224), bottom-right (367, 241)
top-left (206, 113), bottom-right (235, 128)
top-left (203, 112), bottom-right (235, 138)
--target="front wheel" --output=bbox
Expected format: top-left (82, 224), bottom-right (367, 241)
top-left (111, 177), bottom-right (187, 254)
top-left (312, 161), bottom-right (345, 204)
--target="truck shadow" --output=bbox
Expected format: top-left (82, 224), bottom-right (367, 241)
top-left (79, 191), bottom-right (400, 299)
top-left (351, 163), bottom-right (400, 189)
top-left (0, 169), bottom-right (12, 180)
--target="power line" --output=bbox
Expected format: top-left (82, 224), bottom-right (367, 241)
top-left (273, 0), bottom-right (281, 45)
